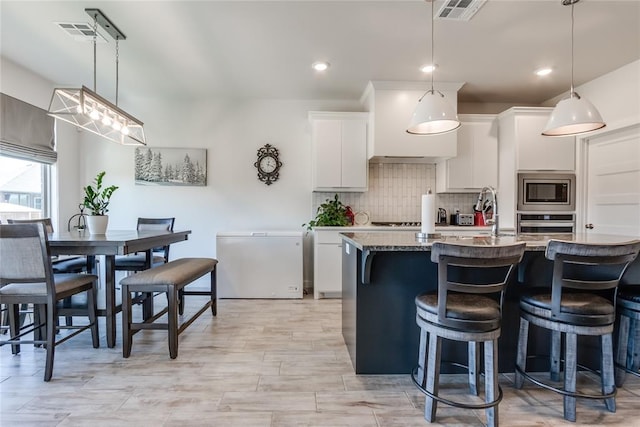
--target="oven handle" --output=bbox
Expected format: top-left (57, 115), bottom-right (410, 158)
top-left (518, 221), bottom-right (575, 227)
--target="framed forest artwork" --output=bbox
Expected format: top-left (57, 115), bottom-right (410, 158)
top-left (134, 147), bottom-right (207, 186)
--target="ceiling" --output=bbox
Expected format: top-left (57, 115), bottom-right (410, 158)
top-left (1, 0), bottom-right (639, 106)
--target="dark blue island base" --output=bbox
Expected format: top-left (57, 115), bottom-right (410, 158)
top-left (341, 236), bottom-right (640, 375)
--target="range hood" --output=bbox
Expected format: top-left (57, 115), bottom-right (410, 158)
top-left (360, 81), bottom-right (465, 164)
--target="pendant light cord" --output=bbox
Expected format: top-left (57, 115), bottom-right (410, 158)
top-left (92, 14), bottom-right (97, 92)
top-left (430, 0), bottom-right (434, 94)
top-left (570, 1), bottom-right (575, 97)
top-left (115, 37), bottom-right (119, 106)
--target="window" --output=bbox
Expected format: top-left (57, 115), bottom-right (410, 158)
top-left (0, 155), bottom-right (50, 223)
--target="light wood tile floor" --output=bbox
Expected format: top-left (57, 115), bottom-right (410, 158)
top-left (1, 296), bottom-right (639, 426)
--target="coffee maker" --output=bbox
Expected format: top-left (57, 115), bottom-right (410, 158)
top-left (437, 208), bottom-right (447, 224)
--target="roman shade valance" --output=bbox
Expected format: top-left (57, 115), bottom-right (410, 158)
top-left (0, 92), bottom-right (57, 164)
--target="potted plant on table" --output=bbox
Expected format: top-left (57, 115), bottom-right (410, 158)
top-left (83, 171), bottom-right (118, 234)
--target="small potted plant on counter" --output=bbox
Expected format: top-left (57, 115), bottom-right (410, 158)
top-left (83, 171), bottom-right (118, 234)
top-left (304, 194), bottom-right (350, 230)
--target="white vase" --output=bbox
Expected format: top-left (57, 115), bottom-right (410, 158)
top-left (86, 215), bottom-right (109, 234)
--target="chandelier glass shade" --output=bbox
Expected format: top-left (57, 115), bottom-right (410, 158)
top-left (48, 8), bottom-right (146, 146)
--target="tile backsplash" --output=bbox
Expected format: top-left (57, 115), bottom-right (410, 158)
top-left (313, 163), bottom-right (479, 223)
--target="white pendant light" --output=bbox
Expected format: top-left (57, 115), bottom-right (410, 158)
top-left (407, 0), bottom-right (460, 135)
top-left (542, 0), bottom-right (605, 137)
top-left (48, 8), bottom-right (146, 146)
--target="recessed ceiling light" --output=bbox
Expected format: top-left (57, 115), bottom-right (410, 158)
top-left (420, 64), bottom-right (438, 73)
top-left (535, 67), bottom-right (553, 76)
top-left (312, 61), bottom-right (330, 72)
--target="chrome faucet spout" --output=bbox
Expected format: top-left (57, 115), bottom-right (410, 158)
top-left (476, 186), bottom-right (499, 237)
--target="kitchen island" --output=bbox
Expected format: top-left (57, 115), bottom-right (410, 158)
top-left (341, 232), bottom-right (640, 374)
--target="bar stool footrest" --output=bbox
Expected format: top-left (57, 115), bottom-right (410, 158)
top-left (411, 366), bottom-right (503, 410)
top-left (515, 355), bottom-right (617, 400)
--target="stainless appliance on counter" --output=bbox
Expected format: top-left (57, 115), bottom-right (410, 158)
top-left (457, 214), bottom-right (475, 226)
top-left (437, 208), bottom-right (447, 225)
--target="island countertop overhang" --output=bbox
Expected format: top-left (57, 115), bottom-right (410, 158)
top-left (340, 231), bottom-right (640, 252)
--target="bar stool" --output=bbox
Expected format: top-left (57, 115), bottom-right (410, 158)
top-left (412, 242), bottom-right (526, 427)
top-left (615, 286), bottom-right (640, 386)
top-left (514, 239), bottom-right (640, 422)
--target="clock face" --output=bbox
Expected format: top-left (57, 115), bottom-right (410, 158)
top-left (259, 156), bottom-right (278, 173)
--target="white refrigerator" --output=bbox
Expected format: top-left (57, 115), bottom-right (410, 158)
top-left (216, 231), bottom-right (303, 298)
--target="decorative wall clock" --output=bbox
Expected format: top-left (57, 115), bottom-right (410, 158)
top-left (254, 144), bottom-right (282, 185)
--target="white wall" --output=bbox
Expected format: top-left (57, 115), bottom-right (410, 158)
top-left (78, 98), bottom-right (341, 246)
top-left (78, 95), bottom-right (361, 289)
top-left (2, 54), bottom-right (361, 289)
top-left (543, 60), bottom-right (640, 130)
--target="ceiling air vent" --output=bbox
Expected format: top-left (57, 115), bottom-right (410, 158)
top-left (55, 22), bottom-right (107, 43)
top-left (435, 0), bottom-right (487, 21)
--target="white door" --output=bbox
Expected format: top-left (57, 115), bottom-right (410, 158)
top-left (585, 124), bottom-right (640, 236)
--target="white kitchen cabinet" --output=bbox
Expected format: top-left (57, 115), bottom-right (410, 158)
top-left (360, 81), bottom-right (463, 162)
top-left (498, 107), bottom-right (575, 171)
top-left (309, 111), bottom-right (369, 192)
top-left (497, 107), bottom-right (576, 230)
top-left (436, 114), bottom-right (498, 193)
top-left (313, 229), bottom-right (343, 299)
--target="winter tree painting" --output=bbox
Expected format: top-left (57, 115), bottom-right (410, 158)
top-left (134, 147), bottom-right (206, 186)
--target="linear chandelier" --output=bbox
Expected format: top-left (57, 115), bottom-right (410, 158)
top-left (542, 0), bottom-right (605, 137)
top-left (48, 8), bottom-right (146, 146)
top-left (406, 0), bottom-right (460, 135)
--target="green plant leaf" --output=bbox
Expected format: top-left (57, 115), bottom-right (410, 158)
top-left (83, 171), bottom-right (118, 215)
top-left (303, 193), bottom-right (349, 230)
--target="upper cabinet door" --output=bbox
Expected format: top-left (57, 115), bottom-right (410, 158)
top-left (436, 115), bottom-right (498, 193)
top-left (340, 118), bottom-right (368, 189)
top-left (312, 119), bottom-right (342, 188)
top-left (513, 111), bottom-right (575, 171)
top-left (310, 112), bottom-right (369, 192)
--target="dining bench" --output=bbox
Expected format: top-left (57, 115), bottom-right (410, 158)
top-left (120, 257), bottom-right (217, 358)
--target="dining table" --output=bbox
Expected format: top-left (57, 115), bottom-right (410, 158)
top-left (47, 229), bottom-right (192, 348)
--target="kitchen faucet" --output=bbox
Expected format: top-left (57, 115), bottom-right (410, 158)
top-left (474, 186), bottom-right (499, 237)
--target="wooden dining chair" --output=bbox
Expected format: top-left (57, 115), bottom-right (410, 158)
top-left (114, 217), bottom-right (176, 316)
top-left (7, 218), bottom-right (92, 328)
top-left (6, 218), bottom-right (90, 274)
top-left (114, 217), bottom-right (176, 271)
top-left (0, 222), bottom-right (100, 381)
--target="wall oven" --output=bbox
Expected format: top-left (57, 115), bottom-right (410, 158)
top-left (517, 173), bottom-right (575, 212)
top-left (517, 213), bottom-right (576, 234)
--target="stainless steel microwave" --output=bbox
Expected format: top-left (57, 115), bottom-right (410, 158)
top-left (517, 173), bottom-right (575, 211)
